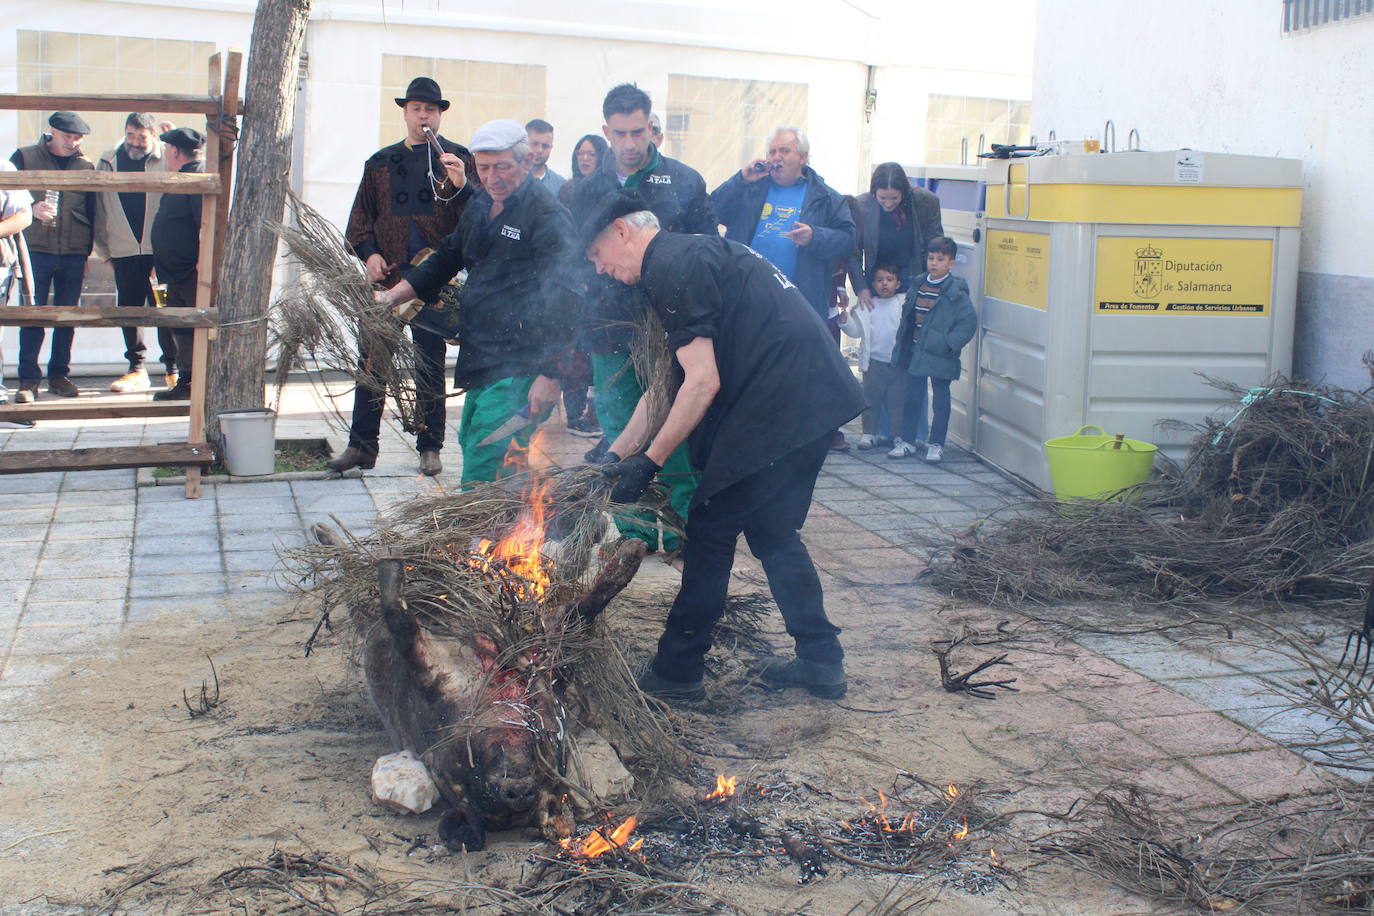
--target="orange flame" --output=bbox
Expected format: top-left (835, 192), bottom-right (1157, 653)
top-left (559, 816), bottom-right (641, 859)
top-left (953, 818), bottom-right (969, 840)
top-left (469, 474), bottom-right (554, 601)
top-left (947, 784), bottom-right (959, 798)
top-left (705, 774), bottom-right (738, 801)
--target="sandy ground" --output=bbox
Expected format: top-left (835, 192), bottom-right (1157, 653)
top-left (0, 530), bottom-right (1178, 916)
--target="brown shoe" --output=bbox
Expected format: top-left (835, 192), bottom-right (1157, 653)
top-left (326, 446), bottom-right (377, 472)
top-left (15, 385), bottom-right (38, 404)
top-left (164, 370), bottom-right (179, 389)
top-left (110, 368), bottom-right (150, 392)
top-left (419, 450), bottom-right (442, 476)
top-left (47, 377), bottom-right (80, 398)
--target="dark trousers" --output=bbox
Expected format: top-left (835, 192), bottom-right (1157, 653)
top-left (164, 273), bottom-right (197, 378)
top-left (652, 433), bottom-right (842, 682)
top-left (559, 348), bottom-right (593, 421)
top-left (905, 375), bottom-right (952, 446)
top-left (861, 359), bottom-right (907, 436)
top-left (18, 251), bottom-right (86, 384)
top-left (112, 254), bottom-right (176, 371)
top-left (347, 323), bottom-right (448, 454)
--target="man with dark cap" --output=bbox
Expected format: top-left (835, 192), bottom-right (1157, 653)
top-left (94, 112), bottom-right (176, 394)
top-left (570, 82), bottom-right (715, 559)
top-left (582, 190), bottom-right (867, 703)
top-left (9, 111), bottom-right (96, 402)
top-left (373, 119), bottom-right (573, 486)
top-left (329, 76), bottom-right (476, 476)
top-left (150, 127), bottom-right (206, 402)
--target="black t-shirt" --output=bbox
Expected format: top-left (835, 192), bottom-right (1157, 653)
top-left (639, 232), bottom-right (866, 503)
top-left (115, 145), bottom-right (148, 243)
top-left (875, 206), bottom-right (913, 282)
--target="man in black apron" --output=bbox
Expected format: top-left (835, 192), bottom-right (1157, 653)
top-left (582, 189), bottom-right (866, 701)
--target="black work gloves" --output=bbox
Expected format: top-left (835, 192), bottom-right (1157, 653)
top-left (600, 453), bottom-right (661, 504)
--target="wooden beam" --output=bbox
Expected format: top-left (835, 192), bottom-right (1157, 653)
top-left (0, 307), bottom-right (217, 328)
top-left (0, 171), bottom-right (220, 195)
top-left (0, 402), bottom-right (189, 422)
top-left (0, 443), bottom-right (215, 474)
top-left (210, 47), bottom-right (244, 298)
top-left (0, 92), bottom-right (244, 115)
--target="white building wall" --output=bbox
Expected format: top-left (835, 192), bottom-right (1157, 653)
top-left (1032, 0), bottom-right (1374, 387)
top-left (0, 0), bottom-right (1034, 372)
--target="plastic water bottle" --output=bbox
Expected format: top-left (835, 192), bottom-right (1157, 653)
top-left (43, 189), bottom-right (59, 224)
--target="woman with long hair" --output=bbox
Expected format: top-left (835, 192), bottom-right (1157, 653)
top-left (847, 161), bottom-right (944, 309)
top-left (559, 133), bottom-right (609, 208)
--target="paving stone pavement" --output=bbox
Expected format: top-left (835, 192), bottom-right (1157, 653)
top-left (0, 375), bottom-right (1348, 813)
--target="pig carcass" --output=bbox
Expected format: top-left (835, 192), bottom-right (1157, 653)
top-left (361, 537), bottom-right (647, 851)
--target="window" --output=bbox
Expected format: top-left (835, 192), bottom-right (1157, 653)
top-left (16, 30), bottom-right (217, 145)
top-left (924, 94), bottom-right (1031, 165)
top-left (1283, 0), bottom-right (1374, 31)
top-left (665, 75), bottom-right (808, 189)
top-left (380, 55), bottom-right (546, 150)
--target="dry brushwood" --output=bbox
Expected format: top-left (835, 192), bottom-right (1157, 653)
top-left (1032, 783), bottom-right (1374, 915)
top-left (925, 377), bottom-right (1374, 609)
top-left (284, 466), bottom-right (694, 790)
top-left (268, 193), bottom-right (427, 435)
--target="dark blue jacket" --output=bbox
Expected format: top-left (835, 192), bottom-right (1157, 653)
top-left (710, 166), bottom-right (854, 318)
top-left (896, 274), bottom-right (977, 380)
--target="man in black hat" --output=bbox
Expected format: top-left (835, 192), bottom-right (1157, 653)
top-left (329, 76), bottom-right (476, 476)
top-left (581, 190), bottom-right (867, 703)
top-left (150, 127), bottom-right (206, 402)
top-left (9, 111), bottom-right (96, 402)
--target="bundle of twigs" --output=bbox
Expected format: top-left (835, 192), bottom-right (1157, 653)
top-left (926, 377), bottom-right (1374, 608)
top-left (286, 466), bottom-right (689, 783)
top-left (1033, 785), bottom-right (1374, 914)
top-left (269, 194), bottom-right (427, 434)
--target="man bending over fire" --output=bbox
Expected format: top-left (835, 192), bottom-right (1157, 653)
top-left (581, 189), bottom-right (867, 702)
top-left (375, 119), bottom-right (573, 485)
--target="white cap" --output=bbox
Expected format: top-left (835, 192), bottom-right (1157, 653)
top-left (469, 119), bottom-right (527, 152)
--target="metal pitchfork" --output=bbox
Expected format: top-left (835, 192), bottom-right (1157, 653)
top-left (1335, 573), bottom-right (1374, 685)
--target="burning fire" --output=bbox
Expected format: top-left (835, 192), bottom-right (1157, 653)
top-left (469, 475), bottom-right (554, 601)
top-left (705, 774), bottom-right (738, 801)
top-left (947, 784), bottom-right (959, 798)
top-left (953, 819), bottom-right (970, 840)
top-left (559, 816), bottom-right (643, 859)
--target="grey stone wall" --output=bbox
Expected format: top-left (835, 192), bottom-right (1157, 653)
top-left (1294, 271), bottom-right (1374, 391)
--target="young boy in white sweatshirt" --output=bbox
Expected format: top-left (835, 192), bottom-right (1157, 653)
top-left (837, 264), bottom-right (907, 451)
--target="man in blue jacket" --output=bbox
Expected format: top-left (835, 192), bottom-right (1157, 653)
top-left (710, 127), bottom-right (855, 449)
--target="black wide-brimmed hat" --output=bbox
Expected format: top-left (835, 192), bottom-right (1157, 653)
top-left (394, 77), bottom-right (450, 112)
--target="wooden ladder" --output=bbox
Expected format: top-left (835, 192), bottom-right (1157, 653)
top-left (0, 49), bottom-right (243, 498)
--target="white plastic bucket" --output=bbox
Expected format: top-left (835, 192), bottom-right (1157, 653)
top-left (218, 408), bottom-right (277, 476)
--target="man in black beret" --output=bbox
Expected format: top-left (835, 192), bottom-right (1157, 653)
top-left (329, 76), bottom-right (476, 476)
top-left (9, 111), bottom-right (96, 402)
top-left (150, 127), bottom-right (206, 402)
top-left (582, 189), bottom-right (867, 703)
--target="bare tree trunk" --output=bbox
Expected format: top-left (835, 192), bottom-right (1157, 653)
top-left (206, 0), bottom-right (310, 440)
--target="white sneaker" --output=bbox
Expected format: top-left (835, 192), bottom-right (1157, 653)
top-left (924, 444), bottom-right (944, 463)
top-left (856, 434), bottom-right (876, 450)
top-left (886, 438), bottom-right (917, 459)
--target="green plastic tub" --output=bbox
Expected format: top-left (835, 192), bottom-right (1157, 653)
top-left (1044, 425), bottom-right (1157, 501)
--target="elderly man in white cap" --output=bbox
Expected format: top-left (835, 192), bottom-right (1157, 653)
top-left (374, 119), bottom-right (574, 485)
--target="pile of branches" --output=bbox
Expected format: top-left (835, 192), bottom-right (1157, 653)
top-left (286, 466), bottom-right (690, 784)
top-left (1034, 785), bottom-right (1374, 914)
top-left (269, 194), bottom-right (428, 435)
top-left (926, 377), bottom-right (1374, 608)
